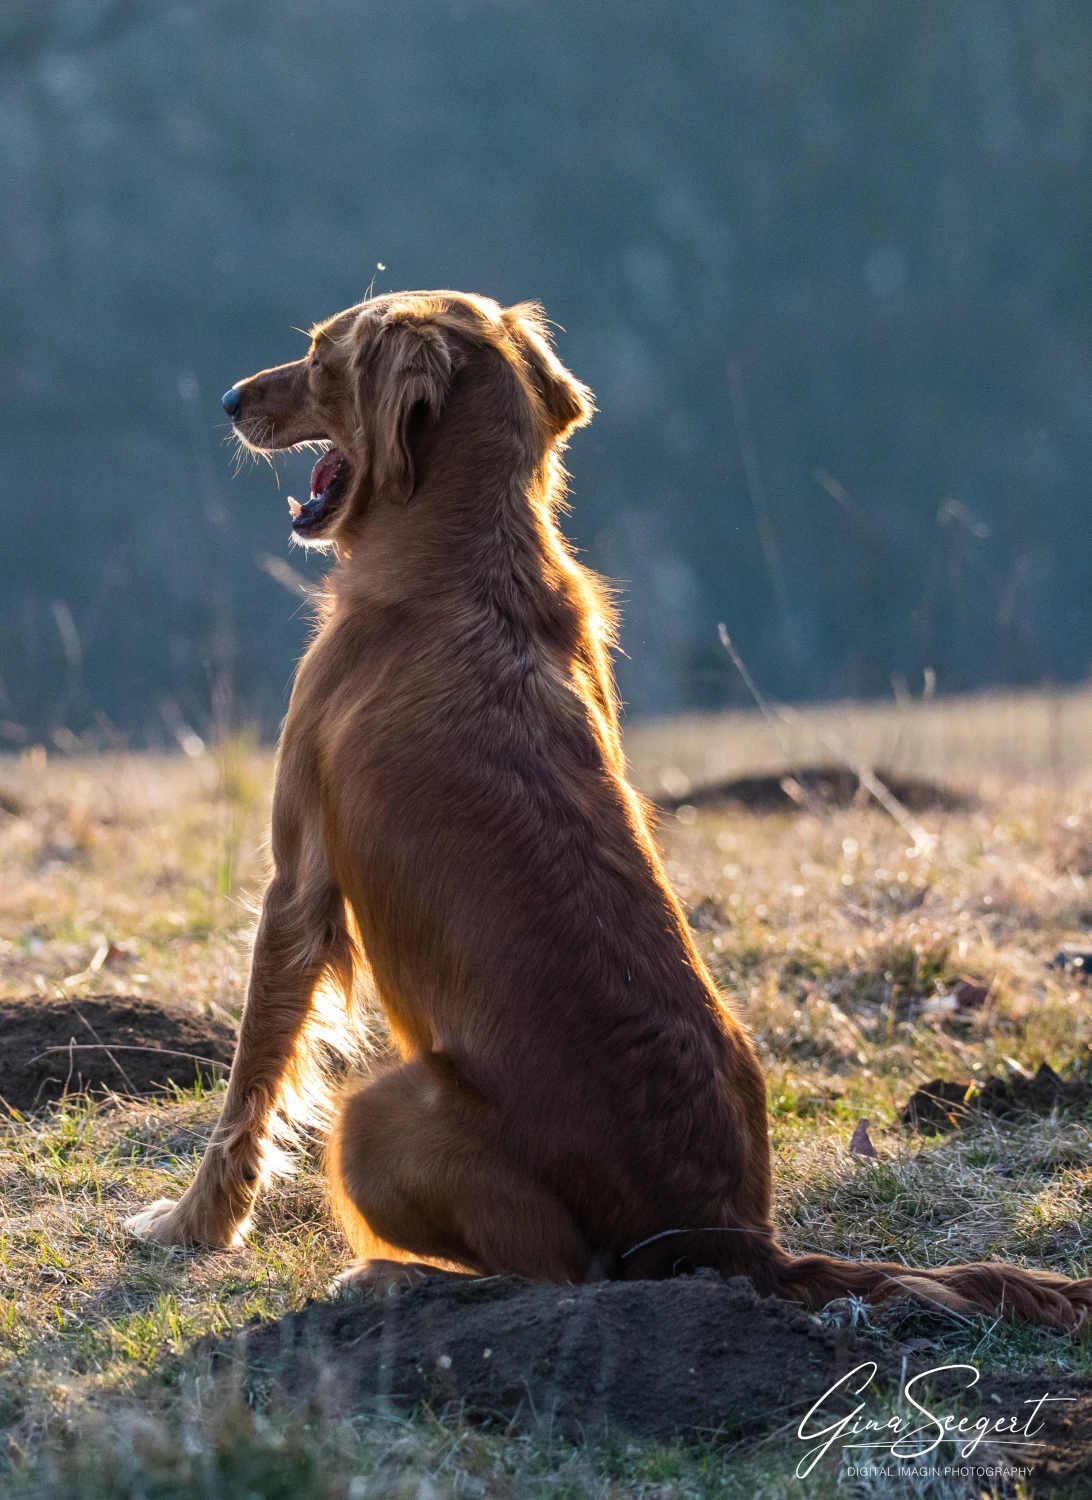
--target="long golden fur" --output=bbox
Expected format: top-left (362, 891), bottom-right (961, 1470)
top-left (128, 291), bottom-right (1092, 1329)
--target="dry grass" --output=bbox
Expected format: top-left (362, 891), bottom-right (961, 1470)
top-left (1, 692), bottom-right (1092, 1497)
top-left (624, 683), bottom-right (1092, 792)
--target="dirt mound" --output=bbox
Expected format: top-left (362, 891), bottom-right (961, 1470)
top-left (206, 1273), bottom-right (1092, 1491)
top-left (657, 766), bottom-right (973, 815)
top-left (0, 995), bottom-right (236, 1113)
top-left (902, 1062), bottom-right (1092, 1132)
top-left (984, 1376), bottom-right (1092, 1496)
top-left (217, 1272), bottom-right (867, 1443)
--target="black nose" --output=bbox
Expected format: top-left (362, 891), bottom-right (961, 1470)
top-left (221, 388), bottom-right (241, 417)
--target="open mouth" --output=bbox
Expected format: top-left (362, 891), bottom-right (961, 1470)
top-left (287, 449), bottom-right (350, 535)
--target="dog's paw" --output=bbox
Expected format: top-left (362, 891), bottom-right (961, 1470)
top-left (329, 1258), bottom-right (457, 1301)
top-left (124, 1198), bottom-right (239, 1251)
top-left (125, 1198), bottom-right (185, 1244)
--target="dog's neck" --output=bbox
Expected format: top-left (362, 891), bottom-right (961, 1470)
top-left (329, 357), bottom-right (592, 662)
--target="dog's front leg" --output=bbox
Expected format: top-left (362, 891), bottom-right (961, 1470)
top-left (126, 873), bottom-right (345, 1248)
top-left (127, 747), bottom-right (349, 1249)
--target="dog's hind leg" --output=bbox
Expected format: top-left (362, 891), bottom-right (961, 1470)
top-left (328, 1060), bottom-right (596, 1292)
top-left (127, 740), bottom-right (351, 1249)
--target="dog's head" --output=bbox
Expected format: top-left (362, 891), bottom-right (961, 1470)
top-left (223, 291), bottom-right (593, 546)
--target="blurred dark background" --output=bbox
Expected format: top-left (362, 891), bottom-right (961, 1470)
top-left (4, 0), bottom-right (1092, 746)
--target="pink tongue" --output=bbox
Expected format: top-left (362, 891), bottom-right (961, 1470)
top-left (310, 451), bottom-right (341, 498)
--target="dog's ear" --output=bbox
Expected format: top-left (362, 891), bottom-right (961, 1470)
top-left (504, 303), bottom-right (594, 443)
top-left (367, 310), bottom-right (459, 503)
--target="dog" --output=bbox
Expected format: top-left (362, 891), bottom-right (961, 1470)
top-left (128, 291), bottom-right (1092, 1328)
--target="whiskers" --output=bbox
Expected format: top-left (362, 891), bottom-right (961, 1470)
top-left (221, 425), bottom-right (332, 482)
top-left (222, 423), bottom-right (279, 480)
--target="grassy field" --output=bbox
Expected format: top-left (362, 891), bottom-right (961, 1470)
top-left (2, 691), bottom-right (1092, 1497)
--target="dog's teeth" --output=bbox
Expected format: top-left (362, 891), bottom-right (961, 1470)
top-left (287, 497), bottom-right (302, 518)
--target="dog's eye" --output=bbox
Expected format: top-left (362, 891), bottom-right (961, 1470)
top-left (311, 358), bottom-right (322, 372)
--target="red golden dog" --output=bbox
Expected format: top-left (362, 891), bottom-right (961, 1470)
top-left (128, 291), bottom-right (1092, 1329)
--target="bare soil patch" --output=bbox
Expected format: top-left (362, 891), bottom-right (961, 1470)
top-left (657, 766), bottom-right (974, 814)
top-left (0, 994), bottom-right (236, 1112)
top-left (216, 1272), bottom-right (868, 1443)
top-left (211, 1274), bottom-right (1092, 1493)
top-left (982, 1376), bottom-right (1092, 1496)
top-left (903, 1062), bottom-right (1092, 1132)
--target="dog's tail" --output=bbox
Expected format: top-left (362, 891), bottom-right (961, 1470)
top-left (622, 1227), bottom-right (1092, 1332)
top-left (762, 1243), bottom-right (1092, 1332)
